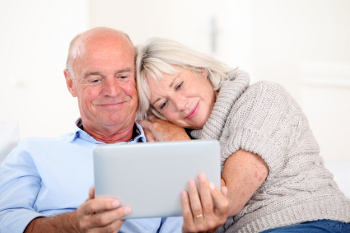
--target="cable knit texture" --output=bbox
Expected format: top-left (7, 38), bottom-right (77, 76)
top-left (190, 70), bottom-right (350, 233)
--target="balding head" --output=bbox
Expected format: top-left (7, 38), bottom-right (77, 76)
top-left (66, 27), bottom-right (134, 78)
top-left (63, 27), bottom-right (138, 143)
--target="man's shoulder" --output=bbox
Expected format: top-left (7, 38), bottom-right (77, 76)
top-left (14, 132), bottom-right (77, 152)
top-left (18, 132), bottom-right (75, 144)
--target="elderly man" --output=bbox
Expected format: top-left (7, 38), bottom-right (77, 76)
top-left (0, 27), bottom-right (228, 232)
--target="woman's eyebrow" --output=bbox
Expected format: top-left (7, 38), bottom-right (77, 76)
top-left (152, 97), bottom-right (161, 106)
top-left (151, 73), bottom-right (181, 106)
top-left (169, 74), bottom-right (180, 88)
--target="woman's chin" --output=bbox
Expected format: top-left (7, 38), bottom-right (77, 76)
top-left (187, 122), bottom-right (205, 130)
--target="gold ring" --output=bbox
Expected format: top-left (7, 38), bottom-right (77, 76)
top-left (195, 214), bottom-right (203, 218)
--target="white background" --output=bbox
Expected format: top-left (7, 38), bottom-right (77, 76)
top-left (0, 0), bottom-right (349, 160)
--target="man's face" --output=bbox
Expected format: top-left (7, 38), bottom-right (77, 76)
top-left (66, 34), bottom-right (138, 133)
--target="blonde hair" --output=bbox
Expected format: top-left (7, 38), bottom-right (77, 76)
top-left (136, 37), bottom-right (235, 120)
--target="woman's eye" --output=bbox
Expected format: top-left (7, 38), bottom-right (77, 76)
top-left (175, 82), bottom-right (183, 90)
top-left (159, 101), bottom-right (167, 110)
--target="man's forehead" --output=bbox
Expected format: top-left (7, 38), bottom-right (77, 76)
top-left (80, 36), bottom-right (132, 57)
top-left (72, 35), bottom-right (135, 75)
top-left (71, 30), bottom-right (134, 64)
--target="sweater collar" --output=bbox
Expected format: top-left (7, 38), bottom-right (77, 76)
top-left (189, 69), bottom-right (250, 139)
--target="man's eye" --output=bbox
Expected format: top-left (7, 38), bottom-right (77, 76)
top-left (119, 75), bottom-right (129, 80)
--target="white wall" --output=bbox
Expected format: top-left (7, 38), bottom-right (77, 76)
top-left (251, 0), bottom-right (350, 160)
top-left (0, 0), bottom-right (88, 139)
top-left (0, 0), bottom-right (349, 160)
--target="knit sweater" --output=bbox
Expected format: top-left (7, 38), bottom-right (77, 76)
top-left (190, 70), bottom-right (350, 233)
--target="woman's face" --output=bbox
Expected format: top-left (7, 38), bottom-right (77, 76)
top-left (147, 65), bottom-right (216, 129)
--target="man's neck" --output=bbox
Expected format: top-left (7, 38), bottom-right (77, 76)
top-left (81, 120), bottom-right (135, 144)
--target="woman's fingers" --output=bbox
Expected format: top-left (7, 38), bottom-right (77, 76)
top-left (147, 113), bottom-right (156, 122)
top-left (181, 174), bottom-right (229, 233)
top-left (143, 129), bottom-right (157, 142)
top-left (139, 117), bottom-right (190, 142)
top-left (188, 179), bottom-right (204, 219)
top-left (197, 173), bottom-right (215, 218)
top-left (221, 186), bottom-right (228, 197)
top-left (181, 190), bottom-right (194, 228)
top-left (137, 120), bottom-right (152, 130)
top-left (209, 183), bottom-right (229, 222)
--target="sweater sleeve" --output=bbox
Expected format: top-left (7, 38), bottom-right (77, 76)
top-left (220, 81), bottom-right (319, 178)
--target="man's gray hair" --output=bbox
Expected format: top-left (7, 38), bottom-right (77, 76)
top-left (135, 37), bottom-right (235, 120)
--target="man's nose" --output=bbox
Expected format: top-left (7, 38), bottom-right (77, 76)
top-left (102, 78), bottom-right (121, 97)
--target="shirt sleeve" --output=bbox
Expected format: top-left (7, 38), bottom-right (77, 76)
top-left (0, 142), bottom-right (44, 233)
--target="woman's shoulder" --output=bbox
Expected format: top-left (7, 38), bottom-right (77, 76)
top-left (247, 80), bottom-right (287, 94)
top-left (240, 80), bottom-right (294, 105)
top-left (231, 80), bottom-right (301, 120)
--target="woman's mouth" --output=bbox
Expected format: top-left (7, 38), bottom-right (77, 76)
top-left (186, 102), bottom-right (199, 119)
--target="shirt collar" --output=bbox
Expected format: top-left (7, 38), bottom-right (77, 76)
top-left (66, 118), bottom-right (146, 144)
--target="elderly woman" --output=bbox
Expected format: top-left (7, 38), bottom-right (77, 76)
top-left (135, 38), bottom-right (350, 233)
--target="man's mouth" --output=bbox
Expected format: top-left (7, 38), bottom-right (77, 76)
top-left (97, 101), bottom-right (125, 109)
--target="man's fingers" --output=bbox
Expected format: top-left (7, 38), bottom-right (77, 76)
top-left (85, 206), bottom-right (131, 229)
top-left (80, 198), bottom-right (121, 216)
top-left (93, 219), bottom-right (125, 233)
top-left (89, 186), bottom-right (95, 199)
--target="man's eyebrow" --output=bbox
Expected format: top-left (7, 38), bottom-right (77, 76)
top-left (116, 68), bottom-right (133, 74)
top-left (84, 72), bottom-right (100, 78)
top-left (84, 68), bottom-right (133, 78)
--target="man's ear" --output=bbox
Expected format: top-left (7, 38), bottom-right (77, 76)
top-left (64, 69), bottom-right (77, 97)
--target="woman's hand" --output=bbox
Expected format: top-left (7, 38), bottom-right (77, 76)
top-left (181, 173), bottom-right (229, 233)
top-left (138, 114), bottom-right (190, 142)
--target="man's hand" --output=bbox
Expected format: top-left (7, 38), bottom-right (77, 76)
top-left (24, 187), bottom-right (131, 233)
top-left (77, 186), bottom-right (131, 233)
top-left (138, 114), bottom-right (190, 142)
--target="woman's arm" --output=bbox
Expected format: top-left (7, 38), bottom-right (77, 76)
top-left (138, 114), bottom-right (191, 142)
top-left (221, 149), bottom-right (269, 216)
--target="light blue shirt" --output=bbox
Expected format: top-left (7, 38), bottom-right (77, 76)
top-left (0, 120), bottom-right (183, 233)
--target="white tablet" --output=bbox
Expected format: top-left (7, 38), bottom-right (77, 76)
top-left (93, 139), bottom-right (221, 219)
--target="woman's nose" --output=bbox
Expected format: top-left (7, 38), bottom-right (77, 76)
top-left (173, 95), bottom-right (188, 111)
